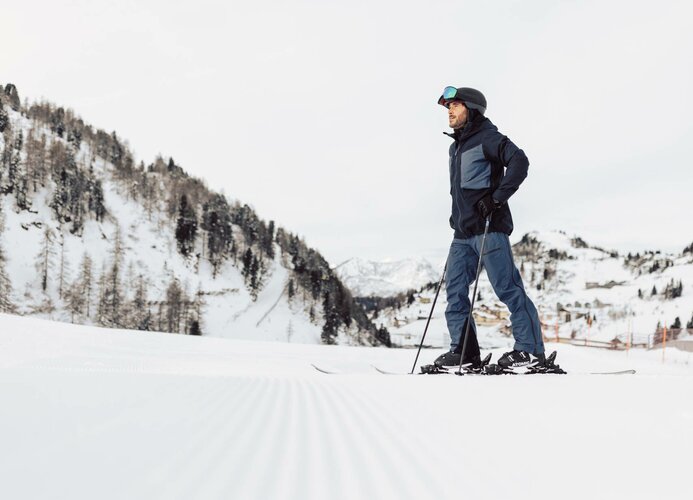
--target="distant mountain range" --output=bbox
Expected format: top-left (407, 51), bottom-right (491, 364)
top-left (340, 230), bottom-right (693, 348)
top-left (335, 257), bottom-right (440, 297)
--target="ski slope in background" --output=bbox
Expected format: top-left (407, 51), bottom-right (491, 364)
top-left (1, 313), bottom-right (691, 500)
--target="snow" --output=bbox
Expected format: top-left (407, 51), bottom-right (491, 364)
top-left (1, 313), bottom-right (691, 500)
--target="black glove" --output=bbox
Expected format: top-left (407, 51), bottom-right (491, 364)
top-left (477, 194), bottom-right (500, 219)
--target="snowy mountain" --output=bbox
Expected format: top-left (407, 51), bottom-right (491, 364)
top-left (335, 256), bottom-right (439, 296)
top-left (0, 83), bottom-right (388, 346)
top-left (362, 230), bottom-right (693, 349)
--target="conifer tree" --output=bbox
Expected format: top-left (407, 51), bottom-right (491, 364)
top-left (175, 194), bottom-right (198, 256)
top-left (242, 248), bottom-right (253, 280)
top-left (57, 230), bottom-right (72, 300)
top-left (35, 227), bottom-right (56, 292)
top-left (264, 220), bottom-right (275, 259)
top-left (66, 279), bottom-right (85, 322)
top-left (249, 254), bottom-right (260, 299)
top-left (201, 194), bottom-right (233, 277)
top-left (189, 320), bottom-right (201, 335)
top-left (321, 291), bottom-right (338, 344)
top-left (67, 252), bottom-right (93, 320)
top-left (165, 278), bottom-right (184, 333)
top-left (102, 228), bottom-right (125, 326)
top-left (0, 201), bottom-right (14, 313)
top-left (96, 263), bottom-right (107, 324)
top-left (130, 274), bottom-right (151, 331)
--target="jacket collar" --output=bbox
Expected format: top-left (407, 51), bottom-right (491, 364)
top-left (443, 114), bottom-right (488, 142)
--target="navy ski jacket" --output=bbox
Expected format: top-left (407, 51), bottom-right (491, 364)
top-left (447, 115), bottom-right (529, 238)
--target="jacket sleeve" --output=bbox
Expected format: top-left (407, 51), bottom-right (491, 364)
top-left (484, 134), bottom-right (529, 204)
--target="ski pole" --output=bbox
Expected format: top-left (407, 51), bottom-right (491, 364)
top-left (410, 258), bottom-right (448, 374)
top-left (456, 215), bottom-right (491, 375)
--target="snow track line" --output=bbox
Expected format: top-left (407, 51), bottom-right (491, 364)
top-left (202, 377), bottom-right (281, 498)
top-left (147, 377), bottom-right (260, 499)
top-left (334, 382), bottom-right (451, 497)
top-left (233, 378), bottom-right (292, 498)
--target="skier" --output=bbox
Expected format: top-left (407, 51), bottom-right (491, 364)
top-left (433, 86), bottom-right (545, 371)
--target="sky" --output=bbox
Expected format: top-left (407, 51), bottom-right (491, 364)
top-left (3, 0), bottom-right (692, 266)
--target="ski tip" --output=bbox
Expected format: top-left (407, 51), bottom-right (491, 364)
top-left (371, 365), bottom-right (415, 375)
top-left (311, 364), bottom-right (336, 374)
top-left (589, 369), bottom-right (636, 375)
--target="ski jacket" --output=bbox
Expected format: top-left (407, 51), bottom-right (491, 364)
top-left (447, 115), bottom-right (529, 238)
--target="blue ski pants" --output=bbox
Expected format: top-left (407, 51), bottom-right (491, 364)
top-left (445, 232), bottom-right (545, 355)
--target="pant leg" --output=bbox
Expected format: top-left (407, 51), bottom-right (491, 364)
top-left (478, 232), bottom-right (545, 355)
top-left (445, 238), bottom-right (480, 359)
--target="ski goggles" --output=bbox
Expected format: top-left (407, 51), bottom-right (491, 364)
top-left (438, 86), bottom-right (461, 106)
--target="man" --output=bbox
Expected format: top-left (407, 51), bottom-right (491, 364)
top-left (433, 86), bottom-right (545, 370)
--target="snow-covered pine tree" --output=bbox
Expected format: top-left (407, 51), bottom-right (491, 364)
top-left (0, 200), bottom-right (15, 313)
top-left (249, 254), bottom-right (260, 299)
top-left (321, 290), bottom-right (338, 344)
top-left (263, 220), bottom-right (275, 260)
top-left (57, 230), bottom-right (72, 300)
top-left (129, 274), bottom-right (150, 331)
top-left (96, 262), bottom-right (108, 325)
top-left (77, 252), bottom-right (93, 318)
top-left (201, 194), bottom-right (233, 278)
top-left (175, 193), bottom-right (197, 257)
top-left (24, 129), bottom-right (47, 192)
top-left (35, 227), bottom-right (56, 293)
top-left (165, 277), bottom-right (184, 334)
top-left (287, 279), bottom-right (295, 301)
top-left (66, 278), bottom-right (85, 323)
top-left (101, 228), bottom-right (125, 327)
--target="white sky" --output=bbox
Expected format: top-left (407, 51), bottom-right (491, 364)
top-left (3, 0), bottom-right (692, 265)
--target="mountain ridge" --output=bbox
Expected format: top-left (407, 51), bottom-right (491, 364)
top-left (0, 83), bottom-right (389, 346)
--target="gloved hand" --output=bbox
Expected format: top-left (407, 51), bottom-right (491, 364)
top-left (477, 194), bottom-right (500, 219)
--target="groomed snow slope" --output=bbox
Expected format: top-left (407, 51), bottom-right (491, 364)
top-left (1, 313), bottom-right (691, 500)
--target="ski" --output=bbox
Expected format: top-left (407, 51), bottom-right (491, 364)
top-left (314, 350), bottom-right (635, 376)
top-left (589, 369), bottom-right (636, 375)
top-left (371, 365), bottom-right (411, 375)
top-left (316, 365), bottom-right (636, 376)
top-left (311, 364), bottom-right (343, 374)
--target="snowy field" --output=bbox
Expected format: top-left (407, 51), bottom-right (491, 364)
top-left (1, 313), bottom-right (692, 500)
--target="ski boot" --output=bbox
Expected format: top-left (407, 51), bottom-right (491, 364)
top-left (433, 350), bottom-right (461, 367)
top-left (497, 349), bottom-right (545, 369)
top-left (526, 351), bottom-right (567, 374)
top-left (456, 353), bottom-right (492, 375)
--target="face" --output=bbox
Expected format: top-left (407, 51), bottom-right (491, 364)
top-left (447, 101), bottom-right (468, 129)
